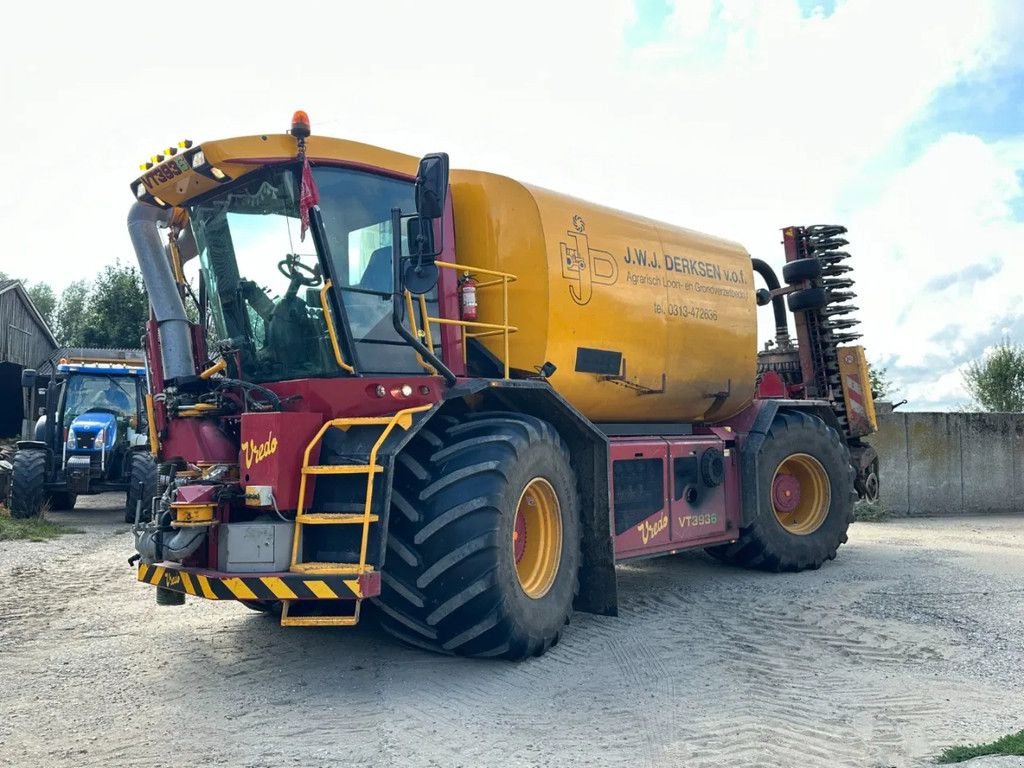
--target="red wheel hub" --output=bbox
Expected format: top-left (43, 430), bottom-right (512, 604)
top-left (773, 473), bottom-right (801, 513)
top-left (513, 509), bottom-right (527, 562)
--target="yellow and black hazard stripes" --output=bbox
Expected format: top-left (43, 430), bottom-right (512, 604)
top-left (137, 563), bottom-right (368, 601)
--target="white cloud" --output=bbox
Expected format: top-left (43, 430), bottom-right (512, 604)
top-left (850, 133), bottom-right (1024, 406)
top-left (0, 0), bottom-right (1021, 410)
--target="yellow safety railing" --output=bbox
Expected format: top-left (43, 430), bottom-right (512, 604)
top-left (404, 261), bottom-right (518, 378)
top-left (289, 403), bottom-right (433, 578)
top-left (318, 280), bottom-right (355, 373)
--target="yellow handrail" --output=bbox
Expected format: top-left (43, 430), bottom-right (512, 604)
top-left (404, 289), bottom-right (438, 376)
top-left (318, 280), bottom-right (355, 374)
top-left (145, 393), bottom-right (159, 456)
top-left (400, 261), bottom-right (518, 379)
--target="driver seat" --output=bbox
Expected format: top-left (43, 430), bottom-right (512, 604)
top-left (358, 248), bottom-right (393, 295)
top-left (267, 294), bottom-right (319, 371)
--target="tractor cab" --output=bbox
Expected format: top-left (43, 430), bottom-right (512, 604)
top-left (56, 362), bottom-right (149, 494)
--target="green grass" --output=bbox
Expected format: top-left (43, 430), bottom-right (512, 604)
top-left (853, 500), bottom-right (890, 522)
top-left (0, 506), bottom-right (83, 542)
top-left (937, 728), bottom-right (1024, 763)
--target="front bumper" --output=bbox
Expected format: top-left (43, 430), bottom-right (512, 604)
top-left (137, 562), bottom-right (381, 601)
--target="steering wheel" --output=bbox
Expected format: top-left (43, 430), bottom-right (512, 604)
top-left (278, 255), bottom-right (322, 287)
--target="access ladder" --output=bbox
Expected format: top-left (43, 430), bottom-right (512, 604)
top-left (282, 403), bottom-right (432, 627)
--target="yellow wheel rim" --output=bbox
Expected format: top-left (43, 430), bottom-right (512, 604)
top-left (512, 478), bottom-right (562, 599)
top-left (771, 453), bottom-right (830, 535)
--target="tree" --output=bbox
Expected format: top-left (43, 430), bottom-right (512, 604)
top-left (81, 262), bottom-right (149, 348)
top-left (26, 282), bottom-right (57, 329)
top-left (962, 339), bottom-right (1024, 412)
top-left (54, 280), bottom-right (90, 346)
top-left (868, 364), bottom-right (894, 401)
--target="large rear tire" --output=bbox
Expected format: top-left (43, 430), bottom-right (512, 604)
top-left (125, 452), bottom-right (159, 524)
top-left (10, 449), bottom-right (47, 519)
top-left (706, 410), bottom-right (853, 571)
top-left (375, 412), bottom-right (580, 660)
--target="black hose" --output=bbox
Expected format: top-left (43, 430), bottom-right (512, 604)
top-left (751, 258), bottom-right (790, 342)
top-left (217, 377), bottom-right (282, 410)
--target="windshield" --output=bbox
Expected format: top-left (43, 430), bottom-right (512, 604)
top-left (64, 375), bottom-right (137, 420)
top-left (189, 164), bottom-right (436, 383)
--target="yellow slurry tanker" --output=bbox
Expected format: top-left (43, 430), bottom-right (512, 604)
top-left (126, 112), bottom-right (877, 658)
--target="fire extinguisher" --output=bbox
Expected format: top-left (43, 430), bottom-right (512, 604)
top-left (460, 273), bottom-right (478, 321)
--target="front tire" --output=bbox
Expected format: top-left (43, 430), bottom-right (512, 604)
top-left (125, 452), bottom-right (158, 524)
top-left (10, 449), bottom-right (47, 519)
top-left (375, 412), bottom-right (580, 659)
top-left (706, 410), bottom-right (853, 571)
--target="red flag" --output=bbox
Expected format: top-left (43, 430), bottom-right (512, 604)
top-left (299, 157), bottom-right (319, 241)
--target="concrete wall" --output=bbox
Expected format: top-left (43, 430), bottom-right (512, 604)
top-left (868, 407), bottom-right (1024, 515)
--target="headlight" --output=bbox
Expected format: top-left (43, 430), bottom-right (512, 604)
top-left (191, 150), bottom-right (206, 168)
top-left (95, 428), bottom-right (106, 445)
top-left (66, 429), bottom-right (76, 448)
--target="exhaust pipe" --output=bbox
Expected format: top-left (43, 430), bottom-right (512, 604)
top-left (127, 201), bottom-right (195, 380)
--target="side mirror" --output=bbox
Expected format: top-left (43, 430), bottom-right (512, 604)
top-left (415, 153), bottom-right (449, 220)
top-left (406, 216), bottom-right (435, 258)
top-left (21, 368), bottom-right (37, 389)
top-left (403, 215), bottom-right (439, 295)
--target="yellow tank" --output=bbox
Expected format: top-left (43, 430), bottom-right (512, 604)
top-left (132, 133), bottom-right (756, 423)
top-left (450, 171), bottom-right (756, 423)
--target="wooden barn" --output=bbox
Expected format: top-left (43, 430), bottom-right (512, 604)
top-left (0, 280), bottom-right (58, 437)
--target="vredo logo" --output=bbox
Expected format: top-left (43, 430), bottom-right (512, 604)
top-left (242, 432), bottom-right (279, 470)
top-left (559, 215), bottom-right (618, 305)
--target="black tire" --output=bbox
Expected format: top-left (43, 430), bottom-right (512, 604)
top-left (787, 287), bottom-right (828, 312)
top-left (10, 450), bottom-right (47, 519)
top-left (705, 411), bottom-right (853, 572)
top-left (125, 452), bottom-right (159, 524)
top-left (856, 459), bottom-right (880, 502)
top-left (374, 412), bottom-right (581, 660)
top-left (782, 258), bottom-right (822, 284)
top-left (48, 491), bottom-right (77, 511)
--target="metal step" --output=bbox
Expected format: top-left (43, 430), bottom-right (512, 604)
top-left (301, 464), bottom-right (383, 476)
top-left (295, 513), bottom-right (380, 525)
top-left (280, 600), bottom-right (361, 627)
top-left (290, 561), bottom-right (374, 575)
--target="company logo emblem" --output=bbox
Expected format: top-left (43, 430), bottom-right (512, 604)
top-left (559, 216), bottom-right (618, 305)
top-left (242, 432), bottom-right (279, 469)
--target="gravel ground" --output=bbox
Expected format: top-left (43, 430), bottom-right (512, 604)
top-left (1, 495), bottom-right (1022, 768)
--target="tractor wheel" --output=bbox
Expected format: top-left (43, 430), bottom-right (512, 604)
top-left (10, 449), bottom-right (47, 519)
top-left (705, 410), bottom-right (853, 572)
top-left (787, 287), bottom-right (828, 312)
top-left (125, 452), bottom-right (159, 524)
top-left (856, 458), bottom-right (880, 502)
top-left (782, 257), bottom-right (822, 284)
top-left (48, 491), bottom-right (77, 511)
top-left (375, 412), bottom-right (580, 660)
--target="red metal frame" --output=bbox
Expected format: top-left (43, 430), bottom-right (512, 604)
top-left (608, 431), bottom-right (742, 562)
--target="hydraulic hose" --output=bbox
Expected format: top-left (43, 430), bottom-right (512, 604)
top-left (751, 258), bottom-right (790, 343)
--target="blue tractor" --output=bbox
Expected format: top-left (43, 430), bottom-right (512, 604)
top-left (10, 360), bottom-right (158, 523)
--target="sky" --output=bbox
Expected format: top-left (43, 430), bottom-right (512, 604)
top-left (1, 0), bottom-right (1022, 410)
